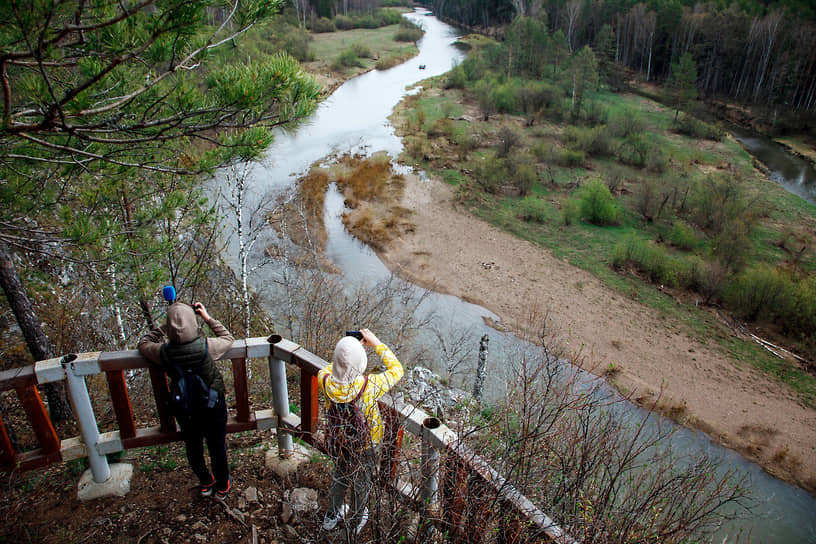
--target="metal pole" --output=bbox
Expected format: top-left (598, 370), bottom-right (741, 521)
top-left (421, 416), bottom-right (441, 509)
top-left (62, 354), bottom-right (111, 483)
top-left (267, 336), bottom-right (294, 457)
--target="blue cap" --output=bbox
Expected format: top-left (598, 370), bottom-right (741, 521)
top-left (162, 285), bottom-right (176, 303)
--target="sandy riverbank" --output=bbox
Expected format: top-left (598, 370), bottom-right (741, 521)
top-left (359, 170), bottom-right (816, 493)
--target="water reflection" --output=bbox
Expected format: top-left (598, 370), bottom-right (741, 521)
top-left (731, 126), bottom-right (816, 205)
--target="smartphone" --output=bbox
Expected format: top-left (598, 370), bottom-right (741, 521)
top-left (345, 330), bottom-right (363, 341)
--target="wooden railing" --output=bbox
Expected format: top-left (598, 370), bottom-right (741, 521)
top-left (0, 335), bottom-right (574, 543)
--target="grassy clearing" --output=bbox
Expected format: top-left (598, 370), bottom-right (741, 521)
top-left (391, 76), bottom-right (816, 408)
top-left (306, 24), bottom-right (418, 74)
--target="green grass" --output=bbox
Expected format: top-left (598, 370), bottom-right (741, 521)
top-left (307, 25), bottom-right (417, 69)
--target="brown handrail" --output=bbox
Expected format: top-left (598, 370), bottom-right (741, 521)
top-left (0, 337), bottom-right (573, 543)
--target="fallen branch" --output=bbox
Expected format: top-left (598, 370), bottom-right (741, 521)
top-left (750, 333), bottom-right (807, 363)
top-left (208, 495), bottom-right (249, 528)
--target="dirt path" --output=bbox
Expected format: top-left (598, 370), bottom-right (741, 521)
top-left (373, 172), bottom-right (816, 493)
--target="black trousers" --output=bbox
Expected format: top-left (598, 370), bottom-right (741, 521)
top-left (177, 395), bottom-right (229, 490)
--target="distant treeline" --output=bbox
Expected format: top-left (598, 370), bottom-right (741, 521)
top-left (421, 0), bottom-right (816, 113)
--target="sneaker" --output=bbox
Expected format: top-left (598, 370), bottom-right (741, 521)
top-left (199, 475), bottom-right (215, 497)
top-left (322, 504), bottom-right (349, 530)
top-left (355, 507), bottom-right (369, 535)
top-left (214, 477), bottom-right (231, 500)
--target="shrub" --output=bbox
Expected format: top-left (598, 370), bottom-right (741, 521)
top-left (673, 114), bottom-right (724, 141)
top-left (445, 64), bottom-right (467, 89)
top-left (611, 236), bottom-right (696, 288)
top-left (395, 19), bottom-right (423, 42)
top-left (578, 178), bottom-right (621, 226)
top-left (472, 154), bottom-right (507, 194)
top-left (377, 9), bottom-right (404, 26)
top-left (517, 197), bottom-right (550, 223)
top-left (333, 48), bottom-right (363, 70)
top-left (351, 42), bottom-right (373, 59)
top-left (496, 125), bottom-right (521, 157)
top-left (275, 24), bottom-right (314, 61)
top-left (563, 126), bottom-right (614, 157)
top-left (668, 221), bottom-right (697, 250)
top-left (609, 109), bottom-right (645, 138)
top-left (353, 14), bottom-right (379, 28)
top-left (561, 198), bottom-right (582, 225)
top-left (492, 83), bottom-right (516, 114)
top-left (375, 55), bottom-right (401, 70)
top-left (311, 17), bottom-right (336, 33)
top-left (531, 142), bottom-right (552, 162)
top-left (584, 101), bottom-right (609, 126)
top-left (395, 27), bottom-right (424, 42)
top-left (724, 265), bottom-right (791, 322)
top-left (453, 130), bottom-right (479, 160)
top-left (427, 118), bottom-right (455, 138)
top-left (645, 146), bottom-right (669, 173)
top-left (617, 133), bottom-right (652, 167)
top-left (557, 149), bottom-right (586, 167)
top-left (510, 157), bottom-right (537, 196)
top-left (335, 15), bottom-right (354, 30)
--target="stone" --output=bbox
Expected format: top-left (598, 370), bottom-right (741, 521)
top-left (175, 514), bottom-right (187, 523)
top-left (244, 486), bottom-right (259, 503)
top-left (280, 503), bottom-right (292, 524)
top-left (191, 521), bottom-right (208, 532)
top-left (77, 463), bottom-right (133, 502)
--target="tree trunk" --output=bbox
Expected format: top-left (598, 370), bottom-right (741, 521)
top-left (0, 241), bottom-right (73, 422)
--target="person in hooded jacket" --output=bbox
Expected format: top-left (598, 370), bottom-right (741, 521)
top-left (318, 328), bottom-right (404, 535)
top-left (138, 301), bottom-right (234, 499)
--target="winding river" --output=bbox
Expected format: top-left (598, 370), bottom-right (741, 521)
top-left (234, 9), bottom-right (816, 543)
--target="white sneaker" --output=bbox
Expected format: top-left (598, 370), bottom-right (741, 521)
top-left (322, 504), bottom-right (349, 530)
top-left (355, 507), bottom-right (369, 535)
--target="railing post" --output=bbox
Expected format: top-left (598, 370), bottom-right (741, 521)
top-left (62, 354), bottom-right (110, 483)
top-left (267, 335), bottom-right (294, 457)
top-left (421, 416), bottom-right (441, 510)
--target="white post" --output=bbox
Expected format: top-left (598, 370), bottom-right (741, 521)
top-left (267, 336), bottom-right (294, 457)
top-left (62, 354), bottom-right (111, 483)
top-left (421, 416), bottom-right (441, 509)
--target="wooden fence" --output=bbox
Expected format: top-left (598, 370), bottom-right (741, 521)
top-left (0, 335), bottom-right (574, 543)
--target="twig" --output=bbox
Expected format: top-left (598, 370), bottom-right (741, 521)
top-left (207, 496), bottom-right (249, 528)
top-left (251, 524), bottom-right (258, 544)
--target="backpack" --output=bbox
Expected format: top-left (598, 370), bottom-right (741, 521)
top-left (162, 342), bottom-right (219, 417)
top-left (323, 374), bottom-right (370, 459)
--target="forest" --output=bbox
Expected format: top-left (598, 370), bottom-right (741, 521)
top-left (420, 0), bottom-right (816, 126)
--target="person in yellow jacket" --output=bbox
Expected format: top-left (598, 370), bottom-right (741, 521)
top-left (318, 328), bottom-right (404, 535)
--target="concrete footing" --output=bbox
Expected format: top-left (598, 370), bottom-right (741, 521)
top-left (77, 463), bottom-right (134, 501)
top-left (265, 442), bottom-right (312, 479)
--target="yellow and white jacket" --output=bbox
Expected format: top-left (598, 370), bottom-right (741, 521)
top-left (318, 343), bottom-right (404, 446)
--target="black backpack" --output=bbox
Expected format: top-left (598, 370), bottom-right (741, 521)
top-left (323, 374), bottom-right (370, 459)
top-left (162, 342), bottom-right (219, 417)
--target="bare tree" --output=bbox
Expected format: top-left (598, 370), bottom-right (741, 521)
top-left (220, 162), bottom-right (282, 340)
top-left (565, 0), bottom-right (582, 53)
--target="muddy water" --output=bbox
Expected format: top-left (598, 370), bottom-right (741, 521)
top-left (232, 9), bottom-right (816, 543)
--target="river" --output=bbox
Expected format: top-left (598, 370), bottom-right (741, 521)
top-left (730, 126), bottom-right (816, 206)
top-left (233, 8), bottom-right (816, 543)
